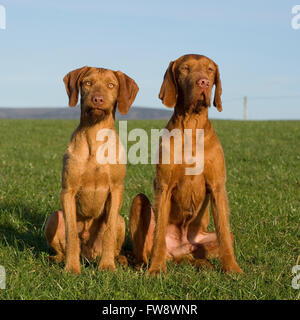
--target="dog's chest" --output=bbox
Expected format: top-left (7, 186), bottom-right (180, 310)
top-left (171, 175), bottom-right (207, 218)
top-left (73, 160), bottom-right (110, 218)
top-left (81, 159), bottom-right (108, 185)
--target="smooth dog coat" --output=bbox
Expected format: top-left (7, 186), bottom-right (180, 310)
top-left (129, 54), bottom-right (243, 275)
top-left (45, 66), bottom-right (138, 273)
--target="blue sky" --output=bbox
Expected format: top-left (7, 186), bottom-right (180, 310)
top-left (0, 0), bottom-right (299, 119)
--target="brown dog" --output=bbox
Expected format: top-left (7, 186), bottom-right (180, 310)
top-left (45, 66), bottom-right (138, 273)
top-left (129, 54), bottom-right (243, 275)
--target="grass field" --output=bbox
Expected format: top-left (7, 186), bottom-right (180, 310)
top-left (0, 119), bottom-right (299, 300)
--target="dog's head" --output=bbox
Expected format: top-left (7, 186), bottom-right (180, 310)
top-left (63, 66), bottom-right (139, 123)
top-left (159, 54), bottom-right (222, 112)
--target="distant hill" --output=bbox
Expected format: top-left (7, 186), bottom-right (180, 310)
top-left (0, 106), bottom-right (173, 120)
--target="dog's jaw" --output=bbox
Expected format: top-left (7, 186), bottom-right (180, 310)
top-left (80, 104), bottom-right (111, 126)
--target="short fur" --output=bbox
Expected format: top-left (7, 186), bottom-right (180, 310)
top-left (129, 54), bottom-right (243, 275)
top-left (45, 66), bottom-right (138, 273)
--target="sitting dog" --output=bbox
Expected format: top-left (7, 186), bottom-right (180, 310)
top-left (129, 54), bottom-right (243, 275)
top-left (45, 66), bottom-right (139, 273)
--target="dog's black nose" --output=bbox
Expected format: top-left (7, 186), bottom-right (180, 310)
top-left (92, 95), bottom-right (104, 106)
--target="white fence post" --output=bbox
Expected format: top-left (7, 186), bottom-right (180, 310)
top-left (243, 96), bottom-right (248, 120)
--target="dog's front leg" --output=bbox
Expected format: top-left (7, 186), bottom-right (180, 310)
top-left (99, 186), bottom-right (123, 271)
top-left (61, 189), bottom-right (81, 274)
top-left (210, 185), bottom-right (244, 274)
top-left (148, 185), bottom-right (171, 275)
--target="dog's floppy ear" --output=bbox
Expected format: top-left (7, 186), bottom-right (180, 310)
top-left (63, 66), bottom-right (89, 107)
top-left (213, 64), bottom-right (222, 112)
top-left (115, 71), bottom-right (139, 115)
top-left (159, 61), bottom-right (177, 108)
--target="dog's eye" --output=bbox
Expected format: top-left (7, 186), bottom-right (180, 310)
top-left (182, 65), bottom-right (190, 72)
top-left (108, 83), bottom-right (115, 89)
top-left (208, 67), bottom-right (214, 72)
top-left (85, 81), bottom-right (92, 86)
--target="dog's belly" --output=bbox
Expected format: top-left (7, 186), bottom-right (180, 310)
top-left (165, 224), bottom-right (218, 260)
top-left (165, 174), bottom-right (213, 259)
top-left (80, 216), bottom-right (106, 261)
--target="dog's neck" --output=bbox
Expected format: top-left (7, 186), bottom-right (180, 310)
top-left (172, 103), bottom-right (211, 130)
top-left (76, 112), bottom-right (116, 156)
top-left (79, 112), bottom-right (115, 129)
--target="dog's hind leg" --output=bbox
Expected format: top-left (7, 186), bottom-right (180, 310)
top-left (44, 210), bottom-right (66, 263)
top-left (199, 205), bottom-right (210, 232)
top-left (115, 215), bottom-right (128, 266)
top-left (129, 193), bottom-right (155, 268)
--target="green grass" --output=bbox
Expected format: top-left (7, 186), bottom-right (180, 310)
top-left (0, 119), bottom-right (299, 300)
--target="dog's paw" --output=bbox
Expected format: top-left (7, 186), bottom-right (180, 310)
top-left (99, 261), bottom-right (116, 272)
top-left (116, 255), bottom-right (128, 267)
top-left (193, 259), bottom-right (213, 270)
top-left (148, 263), bottom-right (167, 277)
top-left (65, 263), bottom-right (81, 274)
top-left (222, 262), bottom-right (245, 275)
top-left (48, 254), bottom-right (64, 263)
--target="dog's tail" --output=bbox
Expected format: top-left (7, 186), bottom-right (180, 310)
top-left (129, 193), bottom-right (155, 266)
